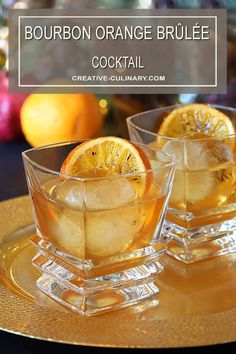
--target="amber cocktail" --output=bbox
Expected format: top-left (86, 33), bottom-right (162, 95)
top-left (127, 104), bottom-right (236, 263)
top-left (23, 138), bottom-right (174, 315)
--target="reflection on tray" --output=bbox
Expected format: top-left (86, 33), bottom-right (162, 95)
top-left (1, 227), bottom-right (236, 321)
top-left (158, 254), bottom-right (236, 318)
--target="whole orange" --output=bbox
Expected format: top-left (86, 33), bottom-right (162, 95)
top-left (20, 94), bottom-right (103, 147)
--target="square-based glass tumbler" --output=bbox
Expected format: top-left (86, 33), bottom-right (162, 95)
top-left (127, 105), bottom-right (236, 264)
top-left (22, 141), bottom-right (175, 315)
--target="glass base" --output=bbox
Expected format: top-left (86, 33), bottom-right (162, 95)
top-left (31, 235), bottom-right (165, 316)
top-left (162, 219), bottom-right (236, 264)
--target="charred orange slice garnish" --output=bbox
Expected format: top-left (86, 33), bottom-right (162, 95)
top-left (157, 104), bottom-right (234, 147)
top-left (60, 136), bottom-right (152, 195)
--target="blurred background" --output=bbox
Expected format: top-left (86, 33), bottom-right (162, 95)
top-left (0, 0), bottom-right (236, 201)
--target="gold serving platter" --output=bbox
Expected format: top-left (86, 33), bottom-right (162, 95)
top-left (1, 196), bottom-right (236, 348)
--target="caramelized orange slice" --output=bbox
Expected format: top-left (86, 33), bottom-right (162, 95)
top-left (158, 104), bottom-right (234, 144)
top-left (60, 137), bottom-right (152, 195)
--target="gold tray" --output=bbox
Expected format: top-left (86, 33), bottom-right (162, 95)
top-left (1, 196), bottom-right (236, 348)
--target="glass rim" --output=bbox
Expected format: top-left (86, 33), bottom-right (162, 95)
top-left (127, 104), bottom-right (236, 142)
top-left (22, 139), bottom-right (175, 182)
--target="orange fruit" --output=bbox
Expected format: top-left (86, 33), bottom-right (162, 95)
top-left (158, 104), bottom-right (234, 143)
top-left (60, 136), bottom-right (152, 195)
top-left (20, 94), bottom-right (103, 147)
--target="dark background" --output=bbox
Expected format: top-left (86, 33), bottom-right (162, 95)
top-left (0, 141), bottom-right (29, 201)
top-left (1, 329), bottom-right (236, 354)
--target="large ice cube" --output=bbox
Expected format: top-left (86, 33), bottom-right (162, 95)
top-left (55, 177), bottom-right (137, 211)
top-left (85, 178), bottom-right (136, 210)
top-left (162, 139), bottom-right (235, 207)
top-left (55, 180), bottom-right (84, 209)
top-left (48, 207), bottom-right (85, 259)
top-left (86, 205), bottom-right (146, 257)
top-left (186, 140), bottom-right (235, 208)
top-left (185, 139), bottom-right (233, 171)
top-left (161, 140), bottom-right (185, 169)
top-left (162, 139), bottom-right (233, 171)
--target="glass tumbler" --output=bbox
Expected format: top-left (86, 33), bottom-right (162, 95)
top-left (127, 105), bottom-right (236, 264)
top-left (22, 140), bottom-right (175, 315)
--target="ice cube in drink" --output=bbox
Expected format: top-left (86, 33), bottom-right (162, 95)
top-left (31, 175), bottom-right (166, 260)
top-left (162, 137), bottom-right (236, 228)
